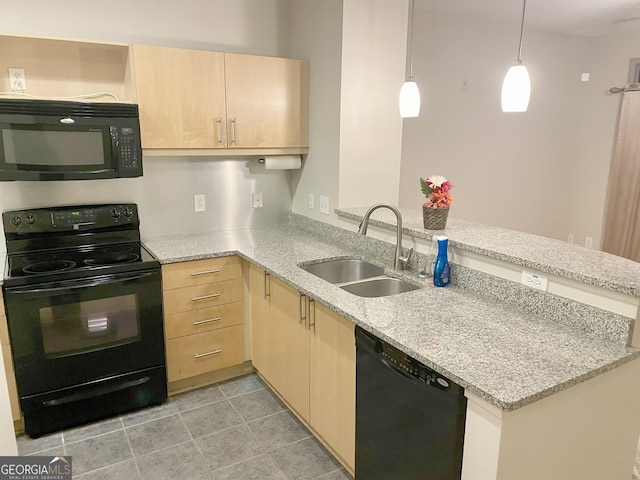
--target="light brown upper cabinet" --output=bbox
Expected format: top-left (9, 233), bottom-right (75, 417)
top-left (132, 45), bottom-right (309, 153)
top-left (132, 45), bottom-right (227, 149)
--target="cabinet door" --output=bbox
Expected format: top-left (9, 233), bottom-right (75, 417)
top-left (268, 275), bottom-right (310, 421)
top-left (133, 44), bottom-right (227, 148)
top-left (310, 302), bottom-right (356, 470)
top-left (225, 53), bottom-right (308, 148)
top-left (249, 265), bottom-right (309, 421)
top-left (249, 264), bottom-right (277, 382)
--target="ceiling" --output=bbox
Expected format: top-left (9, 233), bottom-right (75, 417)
top-left (416, 0), bottom-right (640, 37)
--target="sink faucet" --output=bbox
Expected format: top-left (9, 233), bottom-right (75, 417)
top-left (358, 204), bottom-right (413, 270)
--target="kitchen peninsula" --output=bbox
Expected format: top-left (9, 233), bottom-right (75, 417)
top-left (144, 211), bottom-right (640, 480)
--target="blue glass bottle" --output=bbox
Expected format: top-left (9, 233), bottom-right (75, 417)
top-left (433, 236), bottom-right (450, 287)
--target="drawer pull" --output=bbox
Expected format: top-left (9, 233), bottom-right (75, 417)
top-left (194, 349), bottom-right (222, 359)
top-left (191, 293), bottom-right (221, 301)
top-left (192, 317), bottom-right (221, 326)
top-left (190, 269), bottom-right (221, 277)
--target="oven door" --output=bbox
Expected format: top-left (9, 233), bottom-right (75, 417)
top-left (4, 269), bottom-right (165, 396)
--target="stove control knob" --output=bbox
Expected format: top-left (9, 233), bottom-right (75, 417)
top-left (25, 214), bottom-right (35, 225)
top-left (10, 215), bottom-right (22, 226)
top-left (111, 208), bottom-right (121, 219)
top-left (123, 207), bottom-right (133, 218)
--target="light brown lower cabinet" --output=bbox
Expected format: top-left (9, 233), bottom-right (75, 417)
top-left (249, 264), bottom-right (310, 421)
top-left (162, 257), bottom-right (245, 389)
top-left (309, 302), bottom-right (356, 470)
top-left (250, 264), bottom-right (355, 471)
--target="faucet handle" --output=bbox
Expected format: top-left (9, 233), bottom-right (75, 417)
top-left (399, 247), bottom-right (414, 269)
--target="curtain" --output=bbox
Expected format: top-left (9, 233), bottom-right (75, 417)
top-left (602, 89), bottom-right (640, 261)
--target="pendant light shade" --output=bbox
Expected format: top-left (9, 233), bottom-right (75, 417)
top-left (400, 0), bottom-right (420, 118)
top-left (399, 78), bottom-right (420, 117)
top-left (501, 0), bottom-right (530, 112)
top-left (501, 61), bottom-right (530, 112)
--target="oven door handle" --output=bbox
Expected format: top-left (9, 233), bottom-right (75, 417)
top-left (8, 271), bottom-right (157, 294)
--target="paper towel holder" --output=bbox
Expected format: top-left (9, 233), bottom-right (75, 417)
top-left (257, 155), bottom-right (302, 170)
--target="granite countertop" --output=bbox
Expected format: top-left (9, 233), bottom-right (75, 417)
top-left (144, 223), bottom-right (640, 412)
top-left (336, 207), bottom-right (640, 298)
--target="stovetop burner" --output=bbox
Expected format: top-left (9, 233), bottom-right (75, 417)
top-left (23, 260), bottom-right (77, 274)
top-left (84, 252), bottom-right (140, 266)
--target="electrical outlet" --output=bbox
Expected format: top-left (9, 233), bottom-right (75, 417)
top-left (8, 68), bottom-right (26, 91)
top-left (308, 193), bottom-right (315, 210)
top-left (252, 192), bottom-right (263, 208)
top-left (319, 196), bottom-right (329, 215)
top-left (567, 234), bottom-right (574, 244)
top-left (193, 194), bottom-right (205, 212)
top-left (585, 237), bottom-right (593, 249)
top-left (521, 271), bottom-right (548, 291)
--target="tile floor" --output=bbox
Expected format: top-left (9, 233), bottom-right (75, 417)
top-left (15, 373), bottom-right (353, 480)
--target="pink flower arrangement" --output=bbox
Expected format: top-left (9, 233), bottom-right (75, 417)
top-left (420, 175), bottom-right (454, 209)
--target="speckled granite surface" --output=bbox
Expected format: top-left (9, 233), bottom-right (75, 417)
top-left (336, 207), bottom-right (640, 298)
top-left (144, 222), bottom-right (640, 412)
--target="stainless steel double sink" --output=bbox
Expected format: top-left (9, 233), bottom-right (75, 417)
top-left (299, 258), bottom-right (420, 297)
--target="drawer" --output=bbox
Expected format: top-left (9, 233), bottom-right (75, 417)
top-left (163, 278), bottom-right (243, 315)
top-left (166, 325), bottom-right (244, 382)
top-left (162, 256), bottom-right (242, 290)
top-left (165, 302), bottom-right (243, 340)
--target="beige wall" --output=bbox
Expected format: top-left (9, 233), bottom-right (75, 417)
top-left (399, 10), bottom-right (640, 248)
top-left (337, 0), bottom-right (406, 209)
top-left (289, 0), bottom-right (343, 224)
top-left (290, 0), bottom-right (408, 225)
top-left (1, 0), bottom-right (291, 56)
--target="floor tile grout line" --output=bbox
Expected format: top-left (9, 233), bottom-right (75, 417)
top-left (130, 438), bottom-right (194, 462)
top-left (118, 416), bottom-right (143, 479)
top-left (72, 457), bottom-right (139, 479)
top-left (61, 426), bottom-right (125, 448)
top-left (176, 406), bottom-right (214, 476)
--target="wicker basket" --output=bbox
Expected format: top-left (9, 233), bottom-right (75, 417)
top-left (423, 205), bottom-right (449, 230)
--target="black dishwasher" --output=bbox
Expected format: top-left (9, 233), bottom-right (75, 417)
top-left (355, 327), bottom-right (466, 479)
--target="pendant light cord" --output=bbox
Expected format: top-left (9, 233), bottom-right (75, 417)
top-left (517, 0), bottom-right (527, 62)
top-left (407, 0), bottom-right (415, 79)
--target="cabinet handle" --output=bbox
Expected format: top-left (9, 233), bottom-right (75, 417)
top-left (263, 272), bottom-right (270, 299)
top-left (191, 293), bottom-right (220, 301)
top-left (230, 117), bottom-right (237, 145)
top-left (190, 269), bottom-right (220, 277)
top-left (194, 349), bottom-right (222, 359)
top-left (216, 118), bottom-right (224, 145)
top-left (306, 298), bottom-right (316, 331)
top-left (192, 317), bottom-right (221, 326)
top-left (298, 291), bottom-right (307, 324)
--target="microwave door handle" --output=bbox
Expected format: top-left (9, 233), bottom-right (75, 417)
top-left (10, 271), bottom-right (157, 294)
top-left (110, 129), bottom-right (120, 164)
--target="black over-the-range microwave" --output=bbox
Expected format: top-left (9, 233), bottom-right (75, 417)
top-left (0, 99), bottom-right (143, 181)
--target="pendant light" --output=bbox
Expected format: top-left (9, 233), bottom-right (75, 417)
top-left (400, 0), bottom-right (420, 118)
top-left (501, 0), bottom-right (531, 112)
